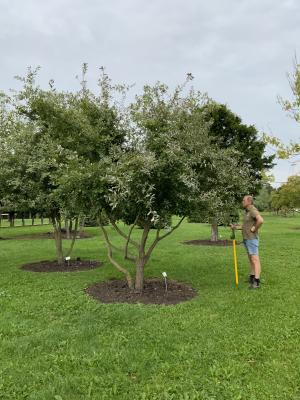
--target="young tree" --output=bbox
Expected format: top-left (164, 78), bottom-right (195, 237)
top-left (0, 66), bottom-right (126, 264)
top-left (58, 79), bottom-right (253, 292)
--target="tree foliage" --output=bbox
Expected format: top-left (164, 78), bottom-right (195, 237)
top-left (255, 184), bottom-right (274, 212)
top-left (57, 78), bottom-right (253, 291)
top-left (271, 175), bottom-right (300, 213)
top-left (264, 59), bottom-right (300, 158)
top-left (0, 66), bottom-right (126, 264)
top-left (189, 102), bottom-right (274, 240)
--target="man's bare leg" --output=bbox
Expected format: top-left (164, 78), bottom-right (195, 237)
top-left (248, 254), bottom-right (255, 276)
top-left (250, 255), bottom-right (261, 279)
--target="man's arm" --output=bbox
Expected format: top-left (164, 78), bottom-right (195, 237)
top-left (250, 215), bottom-right (264, 233)
top-left (230, 223), bottom-right (242, 230)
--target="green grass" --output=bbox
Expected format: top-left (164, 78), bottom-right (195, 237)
top-left (0, 214), bottom-right (300, 399)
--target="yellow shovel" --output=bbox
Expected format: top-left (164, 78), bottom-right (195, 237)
top-left (230, 229), bottom-right (239, 287)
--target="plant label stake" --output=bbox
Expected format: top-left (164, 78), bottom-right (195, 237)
top-left (162, 272), bottom-right (168, 292)
top-left (230, 229), bottom-right (239, 287)
top-left (65, 256), bottom-right (71, 267)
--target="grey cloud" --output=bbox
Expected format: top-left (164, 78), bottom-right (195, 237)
top-left (0, 0), bottom-right (300, 182)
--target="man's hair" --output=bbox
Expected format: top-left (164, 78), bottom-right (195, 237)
top-left (244, 195), bottom-right (253, 204)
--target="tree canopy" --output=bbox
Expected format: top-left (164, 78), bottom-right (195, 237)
top-left (271, 176), bottom-right (300, 213)
top-left (0, 66), bottom-right (126, 263)
top-left (0, 68), bottom-right (258, 292)
top-left (56, 78), bottom-right (253, 290)
top-left (188, 102), bottom-right (275, 240)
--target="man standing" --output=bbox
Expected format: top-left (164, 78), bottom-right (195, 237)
top-left (231, 195), bottom-right (264, 289)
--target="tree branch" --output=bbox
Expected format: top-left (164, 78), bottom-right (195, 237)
top-left (124, 215), bottom-right (139, 261)
top-left (140, 223), bottom-right (151, 252)
top-left (111, 220), bottom-right (140, 249)
top-left (99, 223), bottom-right (134, 289)
top-left (108, 242), bottom-right (136, 262)
top-left (145, 227), bottom-right (160, 262)
top-left (158, 216), bottom-right (185, 241)
top-left (145, 217), bottom-right (185, 262)
top-left (65, 217), bottom-right (79, 257)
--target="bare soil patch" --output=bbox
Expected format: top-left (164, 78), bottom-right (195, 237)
top-left (182, 239), bottom-right (241, 246)
top-left (21, 259), bottom-right (102, 272)
top-left (85, 278), bottom-right (197, 305)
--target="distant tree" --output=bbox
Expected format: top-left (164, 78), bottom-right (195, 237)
top-left (255, 183), bottom-right (274, 212)
top-left (189, 102), bottom-right (275, 241)
top-left (264, 59), bottom-right (300, 158)
top-left (271, 176), bottom-right (300, 214)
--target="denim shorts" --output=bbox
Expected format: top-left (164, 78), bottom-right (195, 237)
top-left (243, 239), bottom-right (259, 255)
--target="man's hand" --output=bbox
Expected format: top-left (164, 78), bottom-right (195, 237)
top-left (230, 223), bottom-right (241, 230)
top-left (251, 215), bottom-right (264, 233)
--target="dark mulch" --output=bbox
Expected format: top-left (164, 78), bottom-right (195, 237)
top-left (1, 231), bottom-right (92, 240)
top-left (85, 278), bottom-right (197, 305)
top-left (21, 259), bottom-right (102, 272)
top-left (182, 239), bottom-right (241, 246)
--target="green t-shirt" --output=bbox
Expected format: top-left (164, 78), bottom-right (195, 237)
top-left (242, 205), bottom-right (260, 240)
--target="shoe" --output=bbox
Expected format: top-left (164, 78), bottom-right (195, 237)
top-left (248, 275), bottom-right (255, 288)
top-left (250, 279), bottom-right (260, 289)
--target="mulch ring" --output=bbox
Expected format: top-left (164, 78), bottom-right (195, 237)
top-left (0, 231), bottom-right (92, 240)
top-left (21, 259), bottom-right (102, 272)
top-left (182, 239), bottom-right (242, 246)
top-left (85, 278), bottom-right (197, 305)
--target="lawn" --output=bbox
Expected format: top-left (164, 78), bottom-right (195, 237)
top-left (0, 214), bottom-right (300, 400)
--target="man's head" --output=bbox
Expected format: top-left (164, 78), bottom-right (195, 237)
top-left (242, 195), bottom-right (253, 209)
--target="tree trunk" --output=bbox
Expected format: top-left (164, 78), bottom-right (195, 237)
top-left (135, 259), bottom-right (145, 292)
top-left (65, 218), bottom-right (71, 240)
top-left (100, 222), bottom-right (134, 290)
top-left (211, 222), bottom-right (219, 242)
top-left (79, 217), bottom-right (85, 235)
top-left (134, 224), bottom-right (150, 292)
top-left (65, 218), bottom-right (79, 258)
top-left (9, 212), bottom-right (15, 227)
top-left (53, 228), bottom-right (64, 265)
top-left (52, 217), bottom-right (64, 265)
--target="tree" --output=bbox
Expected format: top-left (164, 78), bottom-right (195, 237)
top-left (58, 78), bottom-right (253, 292)
top-left (255, 184), bottom-right (274, 212)
top-left (189, 102), bottom-right (275, 241)
top-left (0, 66), bottom-right (126, 264)
top-left (264, 59), bottom-right (300, 158)
top-left (271, 176), bottom-right (300, 214)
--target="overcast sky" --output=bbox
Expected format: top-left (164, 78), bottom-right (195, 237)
top-left (1, 0), bottom-right (300, 186)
